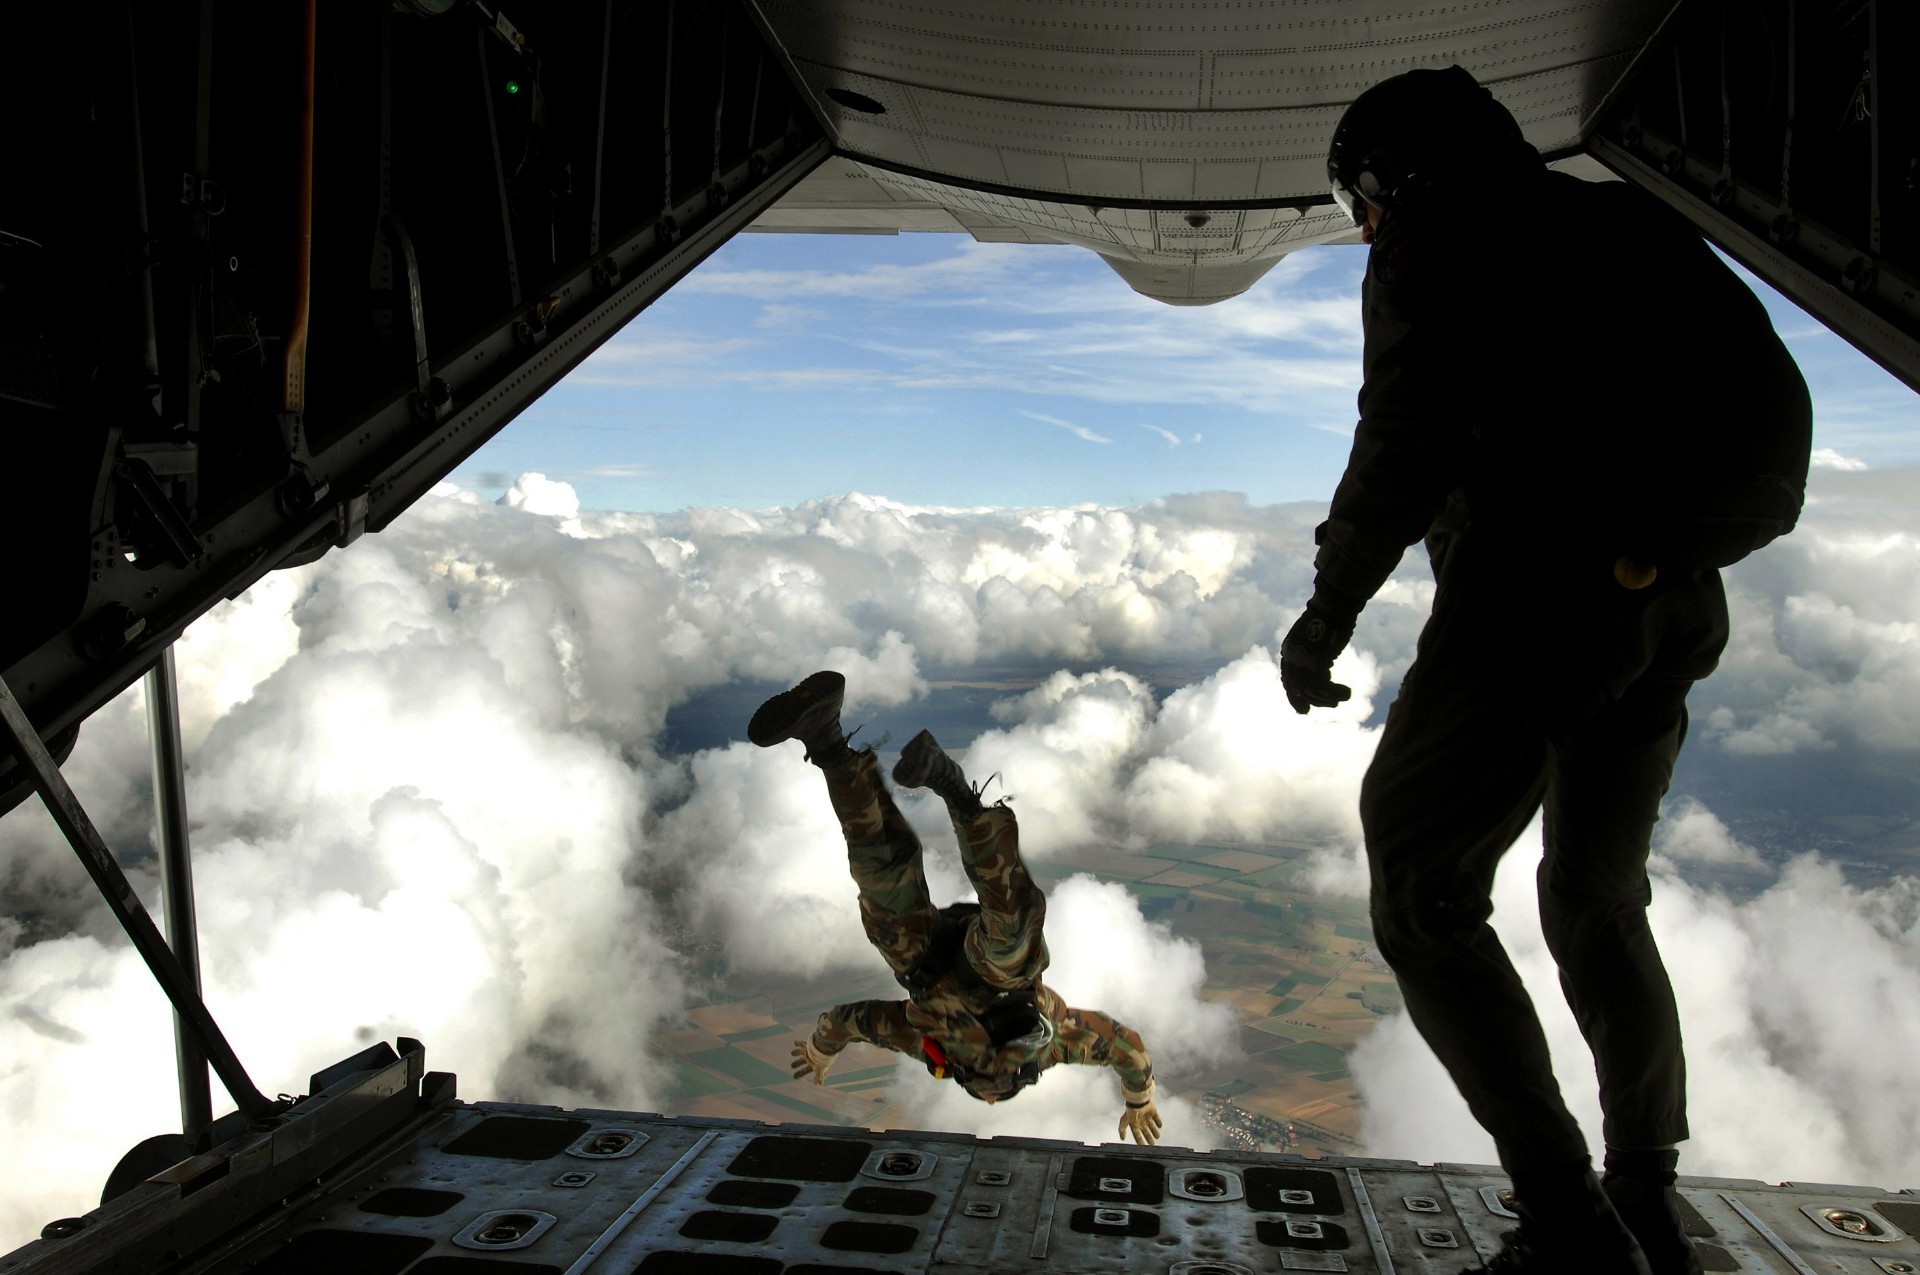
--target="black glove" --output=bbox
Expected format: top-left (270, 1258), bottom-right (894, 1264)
top-left (1280, 594), bottom-right (1359, 714)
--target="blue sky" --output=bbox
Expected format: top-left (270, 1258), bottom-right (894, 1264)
top-left (453, 229), bottom-right (1916, 512)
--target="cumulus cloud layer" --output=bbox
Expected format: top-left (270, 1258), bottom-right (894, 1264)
top-left (959, 655), bottom-right (1381, 855)
top-left (2, 468), bottom-right (1917, 1250)
top-left (0, 520), bottom-right (691, 1247)
top-left (1704, 466), bottom-right (1920, 756)
top-left (6, 480), bottom-right (1349, 1245)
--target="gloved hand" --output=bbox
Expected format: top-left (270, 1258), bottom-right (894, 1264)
top-left (1118, 1082), bottom-right (1163, 1145)
top-left (789, 1037), bottom-right (835, 1085)
top-left (1280, 593), bottom-right (1360, 714)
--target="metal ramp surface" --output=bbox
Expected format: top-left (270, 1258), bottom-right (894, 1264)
top-left (3, 1041), bottom-right (1914, 1275)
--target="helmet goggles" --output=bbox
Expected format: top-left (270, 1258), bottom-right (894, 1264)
top-left (1330, 180), bottom-right (1366, 227)
top-left (1328, 166), bottom-right (1388, 228)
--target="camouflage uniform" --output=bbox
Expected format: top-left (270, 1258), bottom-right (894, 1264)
top-left (809, 748), bottom-right (1154, 1097)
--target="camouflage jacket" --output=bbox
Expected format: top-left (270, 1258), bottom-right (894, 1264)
top-left (811, 980), bottom-right (1153, 1094)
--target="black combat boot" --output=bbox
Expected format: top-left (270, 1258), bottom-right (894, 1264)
top-left (892, 729), bottom-right (984, 822)
top-left (1475, 1164), bottom-right (1653, 1275)
top-left (1603, 1148), bottom-right (1704, 1275)
top-left (747, 671), bottom-right (851, 766)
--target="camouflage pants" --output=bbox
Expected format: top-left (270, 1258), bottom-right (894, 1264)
top-left (819, 749), bottom-right (1049, 991)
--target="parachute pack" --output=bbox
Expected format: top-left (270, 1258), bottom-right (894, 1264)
top-left (1549, 177), bottom-right (1816, 577)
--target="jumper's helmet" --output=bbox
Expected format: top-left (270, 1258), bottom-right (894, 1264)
top-left (961, 1059), bottom-right (1040, 1103)
top-left (1327, 65), bottom-right (1540, 226)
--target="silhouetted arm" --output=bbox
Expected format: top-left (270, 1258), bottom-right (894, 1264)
top-left (1315, 206), bottom-right (1481, 606)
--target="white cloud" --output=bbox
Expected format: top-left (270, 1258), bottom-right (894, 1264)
top-left (574, 360), bottom-right (896, 394)
top-left (949, 646), bottom-right (1379, 858)
top-left (1652, 798), bottom-right (1767, 869)
top-left (755, 303), bottom-right (829, 329)
top-left (1022, 410), bottom-right (1113, 445)
top-left (1, 692), bottom-right (165, 943)
top-left (653, 742), bottom-right (886, 979)
top-left (1127, 645), bottom-right (1379, 844)
top-left (1141, 424), bottom-right (1182, 448)
top-left (498, 473), bottom-right (587, 540)
top-left (1811, 446), bottom-right (1869, 471)
top-left (569, 332), bottom-right (756, 386)
top-left (1702, 469), bottom-right (1920, 755)
top-left (0, 580), bottom-right (687, 1244)
top-left (679, 238), bottom-right (1030, 302)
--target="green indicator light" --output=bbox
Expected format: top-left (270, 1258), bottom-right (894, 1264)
top-left (505, 79), bottom-right (521, 95)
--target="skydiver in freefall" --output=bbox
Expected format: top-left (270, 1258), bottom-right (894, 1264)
top-left (1283, 66), bottom-right (1810, 1275)
top-left (749, 670), bottom-right (1163, 1143)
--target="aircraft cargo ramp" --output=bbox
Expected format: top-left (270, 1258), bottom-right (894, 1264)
top-left (2, 1041), bottom-right (1914, 1275)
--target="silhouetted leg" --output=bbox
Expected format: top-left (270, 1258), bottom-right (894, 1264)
top-left (956, 806), bottom-right (1050, 990)
top-left (1541, 565), bottom-right (1727, 1154)
top-left (1538, 556), bottom-right (1726, 1155)
top-left (1362, 552), bottom-right (1588, 1175)
top-left (1539, 680), bottom-right (1691, 1151)
top-left (820, 749), bottom-right (936, 979)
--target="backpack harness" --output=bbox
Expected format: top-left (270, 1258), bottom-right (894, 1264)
top-left (895, 902), bottom-right (1047, 1091)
